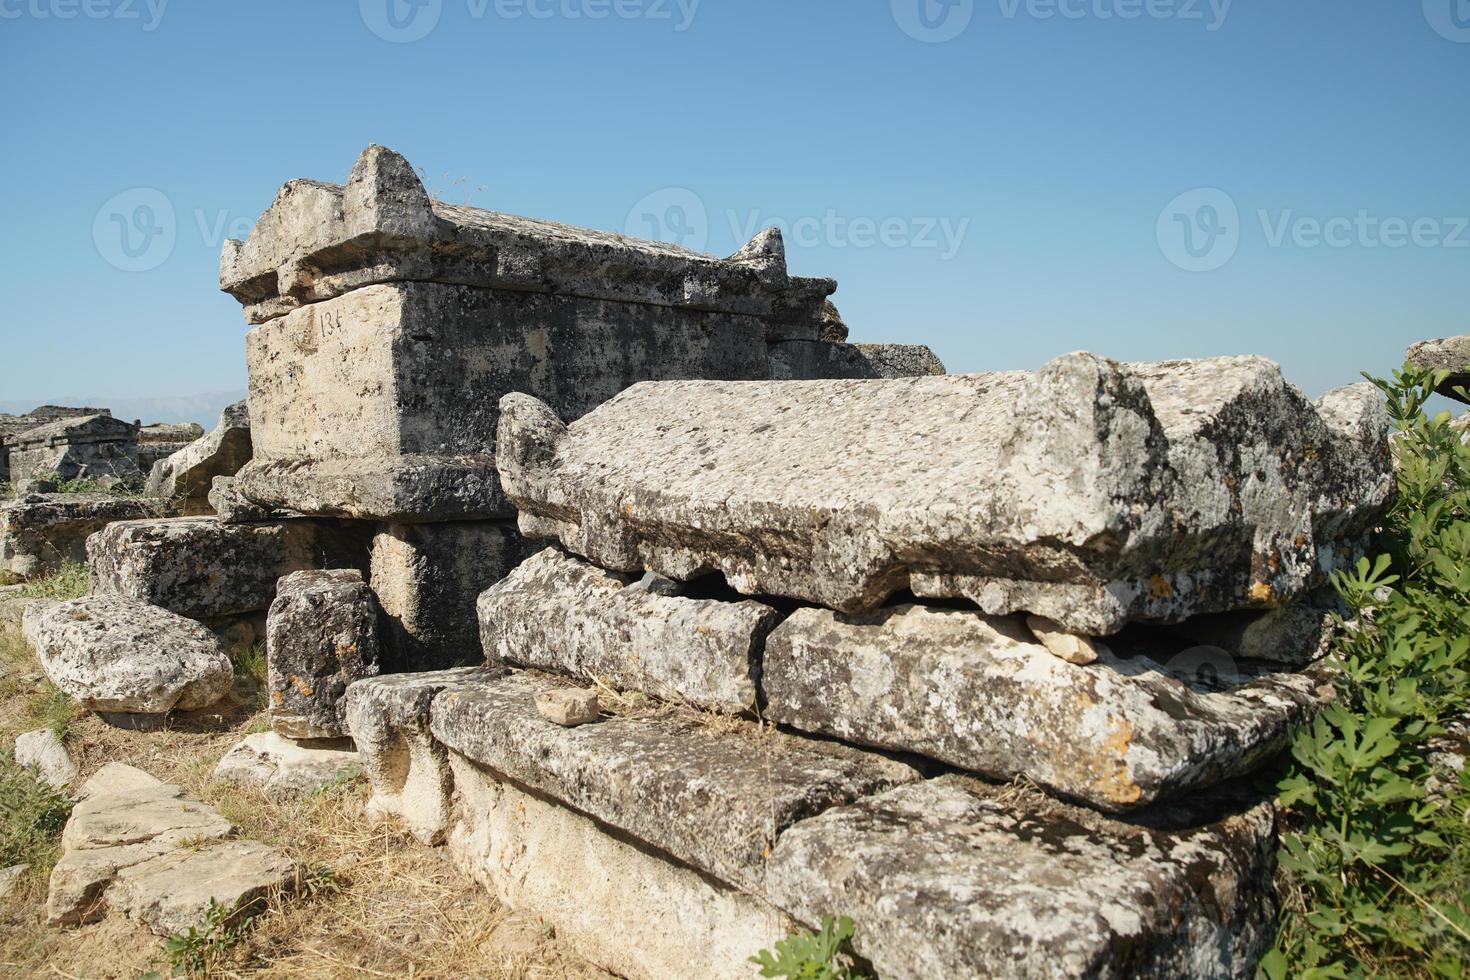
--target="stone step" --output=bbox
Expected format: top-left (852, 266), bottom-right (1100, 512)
top-left (478, 547), bottom-right (781, 714)
top-left (762, 603), bottom-right (1329, 812)
top-left (497, 353), bottom-right (1390, 635)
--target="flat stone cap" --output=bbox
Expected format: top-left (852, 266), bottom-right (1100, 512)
top-left (6, 414), bottom-right (137, 449)
top-left (221, 144), bottom-right (835, 325)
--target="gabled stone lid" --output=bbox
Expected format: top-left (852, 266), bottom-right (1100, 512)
top-left (221, 144), bottom-right (836, 325)
top-left (6, 414), bottom-right (137, 449)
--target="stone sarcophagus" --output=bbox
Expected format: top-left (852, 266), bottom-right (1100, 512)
top-left (222, 145), bottom-right (846, 523)
top-left (5, 414), bottom-right (141, 487)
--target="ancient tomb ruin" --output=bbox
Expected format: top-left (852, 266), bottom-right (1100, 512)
top-left (11, 144), bottom-right (1401, 977)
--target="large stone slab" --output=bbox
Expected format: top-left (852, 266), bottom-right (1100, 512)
top-left (342, 667), bottom-right (493, 844)
top-left (1, 493), bottom-right (171, 580)
top-left (145, 401), bottom-right (252, 515)
top-left (765, 776), bottom-right (1276, 979)
top-left (447, 753), bottom-right (792, 980)
top-left (478, 548), bottom-right (780, 713)
top-left (267, 569), bottom-right (380, 738)
top-left (5, 415), bottom-right (140, 487)
top-left (235, 281), bottom-right (774, 521)
top-left (88, 516), bottom-right (368, 620)
top-left (1406, 334), bottom-right (1470, 402)
top-left (221, 144), bottom-right (833, 334)
top-left (762, 603), bottom-right (1328, 812)
top-left (499, 353), bottom-right (1391, 634)
top-left (370, 521), bottom-right (525, 671)
top-left (429, 670), bottom-right (918, 892)
top-left (23, 595), bottom-right (234, 715)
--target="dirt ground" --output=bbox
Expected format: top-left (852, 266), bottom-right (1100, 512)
top-left (0, 616), bottom-right (614, 980)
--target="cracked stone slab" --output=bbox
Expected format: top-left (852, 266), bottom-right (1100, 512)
top-left (765, 776), bottom-right (1276, 980)
top-left (498, 353), bottom-right (1391, 634)
top-left (1406, 335), bottom-right (1470, 402)
top-left (478, 548), bottom-right (781, 714)
top-left (1, 493), bottom-right (172, 581)
top-left (429, 670), bottom-right (919, 892)
top-left (88, 516), bottom-right (369, 619)
top-left (342, 667), bottom-right (495, 845)
top-left (23, 595), bottom-right (234, 715)
top-left (762, 603), bottom-right (1329, 812)
top-left (267, 569), bottom-right (380, 738)
top-left (221, 144), bottom-right (833, 336)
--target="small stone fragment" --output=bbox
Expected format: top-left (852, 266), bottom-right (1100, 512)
top-left (145, 400), bottom-right (253, 515)
top-left (534, 688), bottom-right (600, 727)
top-left (213, 732), bottom-right (361, 800)
top-left (267, 569), bottom-right (380, 739)
top-left (0, 864), bottom-right (27, 900)
top-left (1406, 335), bottom-right (1470, 402)
top-left (1025, 614), bottom-right (1099, 665)
top-left (14, 728), bottom-right (76, 790)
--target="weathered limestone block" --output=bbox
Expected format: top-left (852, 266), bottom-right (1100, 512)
top-left (15, 728), bottom-right (77, 790)
top-left (235, 282), bottom-right (773, 522)
top-left (267, 569), bottom-right (380, 739)
top-left (447, 753), bottom-right (793, 980)
top-left (478, 548), bottom-right (780, 713)
top-left (765, 776), bottom-right (1276, 979)
top-left (763, 604), bottom-right (1328, 812)
top-left (342, 667), bottom-right (493, 844)
top-left (207, 476), bottom-right (280, 524)
top-left (1406, 334), bottom-right (1470, 402)
top-left (6, 415), bottom-right (140, 487)
top-left (23, 595), bottom-right (234, 715)
top-left (47, 764), bottom-right (295, 934)
top-left (88, 516), bottom-right (368, 620)
top-left (213, 732), bottom-right (361, 799)
top-left (768, 340), bottom-right (946, 380)
top-left (1, 493), bottom-right (171, 580)
top-left (371, 521), bottom-right (525, 671)
top-left (265, 570), bottom-right (378, 735)
top-left (499, 354), bottom-right (1391, 634)
top-left (221, 144), bottom-right (834, 334)
top-left (430, 670), bottom-right (918, 892)
top-left (145, 401), bottom-right (252, 514)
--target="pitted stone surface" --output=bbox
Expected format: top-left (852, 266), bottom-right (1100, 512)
top-left (236, 281), bottom-right (773, 521)
top-left (267, 569), bottom-right (380, 739)
top-left (762, 604), bottom-right (1328, 812)
top-left (221, 144), bottom-right (834, 333)
top-left (768, 341), bottom-right (946, 381)
top-left (478, 548), bottom-right (780, 713)
top-left (498, 354), bottom-right (1391, 634)
top-left (429, 670), bottom-right (919, 891)
top-left (343, 667), bottom-right (495, 845)
top-left (88, 516), bottom-right (368, 619)
top-left (765, 776), bottom-right (1276, 980)
top-left (5, 415), bottom-right (140, 487)
top-left (146, 401), bottom-right (252, 514)
top-left (208, 476), bottom-right (280, 524)
top-left (1406, 335), bottom-right (1470, 402)
top-left (1, 493), bottom-right (171, 581)
top-left (23, 595), bottom-right (233, 715)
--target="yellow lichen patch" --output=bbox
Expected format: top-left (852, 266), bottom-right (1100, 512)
top-left (1248, 581), bottom-right (1275, 603)
top-left (1148, 575), bottom-right (1175, 600)
top-left (1098, 716), bottom-right (1142, 805)
top-left (290, 675), bottom-right (315, 697)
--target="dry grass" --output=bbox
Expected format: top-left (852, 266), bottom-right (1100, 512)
top-left (0, 622), bottom-right (610, 980)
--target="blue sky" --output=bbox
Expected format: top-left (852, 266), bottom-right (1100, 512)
top-left (1, 0), bottom-right (1466, 404)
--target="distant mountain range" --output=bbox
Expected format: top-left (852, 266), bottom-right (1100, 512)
top-left (0, 390), bottom-right (247, 429)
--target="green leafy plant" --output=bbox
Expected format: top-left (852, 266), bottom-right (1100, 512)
top-left (0, 752), bottom-right (73, 870)
top-left (13, 561), bottom-right (91, 600)
top-left (1269, 363), bottom-right (1470, 977)
top-left (750, 916), bottom-right (867, 979)
top-left (164, 898), bottom-right (255, 976)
